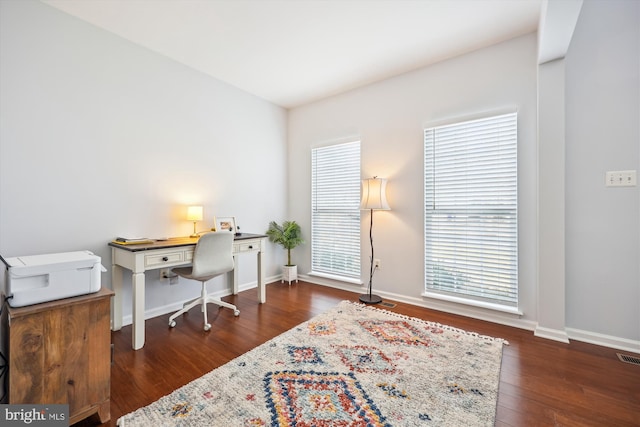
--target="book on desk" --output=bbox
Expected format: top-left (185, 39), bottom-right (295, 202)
top-left (112, 237), bottom-right (155, 245)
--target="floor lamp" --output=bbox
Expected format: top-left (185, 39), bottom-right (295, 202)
top-left (360, 177), bottom-right (390, 304)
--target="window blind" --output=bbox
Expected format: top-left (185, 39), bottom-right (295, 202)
top-left (311, 141), bottom-right (361, 279)
top-left (424, 112), bottom-right (518, 307)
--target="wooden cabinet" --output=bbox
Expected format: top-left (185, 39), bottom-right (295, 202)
top-left (7, 288), bottom-right (114, 425)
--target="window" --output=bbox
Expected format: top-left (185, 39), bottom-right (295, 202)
top-left (424, 112), bottom-right (518, 308)
top-left (311, 141), bottom-right (361, 280)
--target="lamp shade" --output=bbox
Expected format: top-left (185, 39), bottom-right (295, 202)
top-left (186, 205), bottom-right (203, 221)
top-left (360, 177), bottom-right (390, 210)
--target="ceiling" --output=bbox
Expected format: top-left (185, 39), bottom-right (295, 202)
top-left (41, 0), bottom-right (543, 109)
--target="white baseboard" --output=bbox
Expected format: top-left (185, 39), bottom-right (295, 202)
top-left (387, 291), bottom-right (538, 332)
top-left (566, 327), bottom-right (640, 354)
top-left (534, 325), bottom-right (570, 343)
top-left (299, 273), bottom-right (366, 294)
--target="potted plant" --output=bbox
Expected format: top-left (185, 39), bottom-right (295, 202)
top-left (266, 220), bottom-right (304, 285)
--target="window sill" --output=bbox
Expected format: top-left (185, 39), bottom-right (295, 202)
top-left (308, 271), bottom-right (362, 286)
top-left (422, 292), bottom-right (523, 316)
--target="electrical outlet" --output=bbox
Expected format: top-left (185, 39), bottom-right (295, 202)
top-left (374, 259), bottom-right (381, 269)
top-left (160, 268), bottom-right (179, 284)
top-left (606, 170), bottom-right (637, 187)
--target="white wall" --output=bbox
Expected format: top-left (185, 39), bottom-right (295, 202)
top-left (565, 0), bottom-right (640, 344)
top-left (0, 1), bottom-right (288, 322)
top-left (289, 34), bottom-right (539, 329)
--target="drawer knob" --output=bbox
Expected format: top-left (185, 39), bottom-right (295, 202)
top-left (248, 245), bottom-right (253, 249)
top-left (162, 256), bottom-right (169, 262)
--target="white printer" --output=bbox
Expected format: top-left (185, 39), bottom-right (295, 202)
top-left (3, 250), bottom-right (104, 307)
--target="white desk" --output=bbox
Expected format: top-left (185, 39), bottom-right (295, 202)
top-left (109, 233), bottom-right (267, 350)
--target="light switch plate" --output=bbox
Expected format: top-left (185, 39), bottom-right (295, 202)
top-left (605, 170), bottom-right (637, 187)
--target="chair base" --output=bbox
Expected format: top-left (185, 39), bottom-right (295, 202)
top-left (169, 281), bottom-right (239, 331)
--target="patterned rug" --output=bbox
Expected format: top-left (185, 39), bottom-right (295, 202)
top-left (117, 301), bottom-right (506, 426)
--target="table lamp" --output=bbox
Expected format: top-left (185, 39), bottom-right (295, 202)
top-left (360, 176), bottom-right (390, 304)
top-left (187, 205), bottom-right (203, 238)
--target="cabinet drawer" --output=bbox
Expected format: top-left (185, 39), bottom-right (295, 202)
top-left (235, 241), bottom-right (259, 253)
top-left (145, 251), bottom-right (183, 267)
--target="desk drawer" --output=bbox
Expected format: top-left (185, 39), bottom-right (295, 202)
top-left (145, 251), bottom-right (184, 268)
top-left (235, 242), bottom-right (259, 253)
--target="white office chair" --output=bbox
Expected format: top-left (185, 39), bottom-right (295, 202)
top-left (168, 232), bottom-right (240, 331)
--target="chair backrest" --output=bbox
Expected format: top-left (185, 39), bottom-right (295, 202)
top-left (190, 232), bottom-right (234, 278)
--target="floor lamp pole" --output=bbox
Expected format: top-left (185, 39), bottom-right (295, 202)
top-left (360, 208), bottom-right (382, 304)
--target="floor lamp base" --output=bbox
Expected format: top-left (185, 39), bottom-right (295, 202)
top-left (359, 294), bottom-right (382, 304)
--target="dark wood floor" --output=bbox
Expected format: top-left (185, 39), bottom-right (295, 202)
top-left (76, 281), bottom-right (640, 427)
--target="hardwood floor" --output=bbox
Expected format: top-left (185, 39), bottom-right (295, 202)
top-left (76, 281), bottom-right (640, 426)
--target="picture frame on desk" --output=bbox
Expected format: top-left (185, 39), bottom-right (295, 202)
top-left (215, 216), bottom-right (236, 234)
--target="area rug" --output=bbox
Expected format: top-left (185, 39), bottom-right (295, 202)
top-left (117, 301), bottom-right (507, 426)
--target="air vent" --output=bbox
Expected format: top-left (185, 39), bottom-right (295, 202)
top-left (617, 353), bottom-right (640, 366)
top-left (380, 301), bottom-right (397, 308)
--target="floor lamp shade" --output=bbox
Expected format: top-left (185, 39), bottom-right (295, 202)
top-left (361, 178), bottom-right (390, 210)
top-left (360, 177), bottom-right (390, 304)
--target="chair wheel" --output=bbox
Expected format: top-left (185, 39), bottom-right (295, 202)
top-left (204, 323), bottom-right (211, 331)
top-left (234, 309), bottom-right (240, 316)
top-left (169, 320), bottom-right (176, 328)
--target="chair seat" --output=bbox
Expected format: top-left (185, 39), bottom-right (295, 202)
top-left (172, 266), bottom-right (217, 282)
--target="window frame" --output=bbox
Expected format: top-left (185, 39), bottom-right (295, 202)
top-left (310, 140), bottom-right (361, 282)
top-left (423, 112), bottom-right (519, 311)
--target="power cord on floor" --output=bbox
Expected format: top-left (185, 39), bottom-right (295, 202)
top-left (0, 294), bottom-right (13, 403)
top-left (0, 349), bottom-right (7, 403)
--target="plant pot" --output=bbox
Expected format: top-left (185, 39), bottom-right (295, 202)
top-left (281, 265), bottom-right (298, 285)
